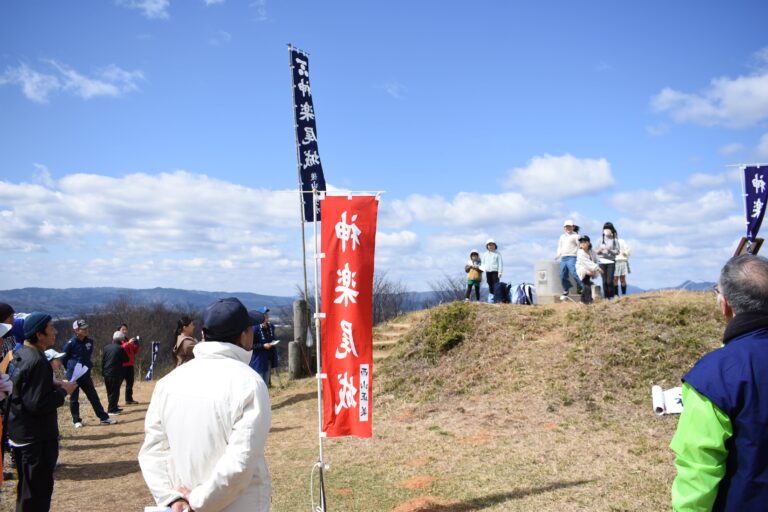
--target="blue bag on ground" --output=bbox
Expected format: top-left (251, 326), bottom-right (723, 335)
top-left (493, 282), bottom-right (512, 304)
top-left (512, 283), bottom-right (537, 305)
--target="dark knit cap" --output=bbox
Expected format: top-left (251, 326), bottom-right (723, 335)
top-left (23, 312), bottom-right (52, 341)
top-left (0, 303), bottom-right (14, 323)
top-left (202, 298), bottom-right (258, 341)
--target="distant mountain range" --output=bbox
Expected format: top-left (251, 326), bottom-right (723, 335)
top-left (0, 287), bottom-right (295, 318)
top-left (0, 281), bottom-right (717, 318)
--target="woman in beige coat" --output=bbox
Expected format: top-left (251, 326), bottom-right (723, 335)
top-left (173, 316), bottom-right (198, 367)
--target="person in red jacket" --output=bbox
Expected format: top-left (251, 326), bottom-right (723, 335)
top-left (119, 323), bottom-right (140, 405)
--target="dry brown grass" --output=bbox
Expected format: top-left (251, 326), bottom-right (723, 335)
top-left (0, 292), bottom-right (723, 511)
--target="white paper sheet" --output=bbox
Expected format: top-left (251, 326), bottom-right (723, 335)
top-left (71, 362), bottom-right (89, 382)
top-left (652, 385), bottom-right (683, 415)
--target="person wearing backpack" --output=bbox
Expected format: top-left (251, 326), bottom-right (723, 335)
top-left (480, 239), bottom-right (503, 303)
top-left (464, 250), bottom-right (483, 302)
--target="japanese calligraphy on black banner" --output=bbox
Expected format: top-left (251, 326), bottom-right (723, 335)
top-left (744, 165), bottom-right (768, 240)
top-left (290, 46), bottom-right (327, 222)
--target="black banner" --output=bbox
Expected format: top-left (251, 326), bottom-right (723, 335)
top-left (290, 46), bottom-right (327, 222)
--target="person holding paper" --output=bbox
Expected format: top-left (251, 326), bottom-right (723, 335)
top-left (139, 298), bottom-right (271, 512)
top-left (671, 254), bottom-right (768, 511)
top-left (7, 312), bottom-right (77, 511)
top-left (248, 307), bottom-right (279, 386)
top-left (62, 320), bottom-right (116, 427)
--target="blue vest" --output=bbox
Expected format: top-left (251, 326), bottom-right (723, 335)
top-left (684, 328), bottom-right (768, 512)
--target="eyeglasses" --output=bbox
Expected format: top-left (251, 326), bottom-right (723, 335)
top-left (712, 284), bottom-right (721, 296)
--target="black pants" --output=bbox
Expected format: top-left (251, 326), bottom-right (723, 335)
top-left (465, 282), bottom-right (481, 301)
top-left (581, 276), bottom-right (594, 304)
top-left (104, 375), bottom-right (123, 413)
top-left (600, 263), bottom-right (616, 298)
top-left (13, 439), bottom-right (58, 512)
top-left (486, 271), bottom-right (499, 299)
top-left (124, 365), bottom-right (135, 402)
top-left (70, 372), bottom-right (108, 423)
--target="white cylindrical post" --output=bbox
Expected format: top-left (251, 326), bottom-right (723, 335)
top-left (311, 188), bottom-right (326, 511)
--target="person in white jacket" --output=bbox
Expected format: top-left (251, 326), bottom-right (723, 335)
top-left (139, 298), bottom-right (271, 512)
top-left (480, 238), bottom-right (503, 302)
top-left (575, 235), bottom-right (603, 304)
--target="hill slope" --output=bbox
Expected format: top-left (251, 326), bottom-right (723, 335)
top-left (319, 291), bottom-right (722, 510)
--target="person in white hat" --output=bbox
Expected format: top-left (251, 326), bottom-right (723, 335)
top-left (555, 220), bottom-right (584, 297)
top-left (480, 239), bottom-right (503, 302)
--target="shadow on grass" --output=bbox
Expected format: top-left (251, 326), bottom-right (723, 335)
top-left (66, 432), bottom-right (143, 441)
top-left (404, 480), bottom-right (594, 511)
top-left (270, 426), bottom-right (299, 433)
top-left (56, 460), bottom-right (140, 481)
top-left (272, 392), bottom-right (316, 411)
top-left (62, 441), bottom-right (138, 451)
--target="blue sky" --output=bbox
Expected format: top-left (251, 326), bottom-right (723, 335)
top-left (1, 0), bottom-right (768, 294)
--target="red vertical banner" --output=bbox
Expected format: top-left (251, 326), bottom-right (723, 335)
top-left (320, 195), bottom-right (378, 438)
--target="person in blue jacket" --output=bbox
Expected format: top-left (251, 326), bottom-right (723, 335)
top-left (61, 320), bottom-right (116, 428)
top-left (248, 308), bottom-right (279, 386)
top-left (671, 254), bottom-right (768, 511)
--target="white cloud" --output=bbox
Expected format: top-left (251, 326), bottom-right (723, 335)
top-left (0, 61), bottom-right (144, 102)
top-left (381, 81), bottom-right (406, 99)
top-left (0, 63), bottom-right (60, 103)
top-left (250, 0), bottom-right (268, 21)
top-left (209, 30), bottom-right (232, 46)
top-left (719, 143), bottom-right (744, 156)
top-left (394, 191), bottom-right (551, 228)
top-left (204, 0), bottom-right (225, 4)
top-left (375, 230), bottom-right (419, 249)
top-left (645, 123), bottom-right (669, 137)
top-left (503, 154), bottom-right (614, 199)
top-left (118, 0), bottom-right (170, 19)
top-left (757, 133), bottom-right (768, 159)
top-left (651, 49), bottom-right (768, 128)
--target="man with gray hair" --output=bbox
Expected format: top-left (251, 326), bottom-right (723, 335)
top-left (671, 254), bottom-right (768, 511)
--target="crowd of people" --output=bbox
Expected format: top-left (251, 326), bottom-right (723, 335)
top-left (0, 299), bottom-right (281, 511)
top-left (464, 219), bottom-right (632, 305)
top-left (6, 250), bottom-right (768, 511)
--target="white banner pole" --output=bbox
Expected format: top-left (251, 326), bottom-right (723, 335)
top-left (311, 188), bottom-right (327, 512)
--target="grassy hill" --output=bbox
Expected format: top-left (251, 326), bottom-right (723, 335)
top-left (295, 291), bottom-right (723, 511)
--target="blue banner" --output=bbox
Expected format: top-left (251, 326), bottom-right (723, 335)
top-left (290, 46), bottom-right (327, 222)
top-left (744, 165), bottom-right (768, 241)
top-left (145, 341), bottom-right (160, 381)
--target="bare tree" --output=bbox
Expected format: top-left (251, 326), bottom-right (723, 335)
top-left (428, 273), bottom-right (467, 305)
top-left (372, 272), bottom-right (408, 325)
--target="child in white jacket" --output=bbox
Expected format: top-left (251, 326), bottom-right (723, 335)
top-left (575, 235), bottom-right (603, 304)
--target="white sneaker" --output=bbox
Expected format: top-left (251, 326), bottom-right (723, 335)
top-left (100, 418), bottom-right (117, 425)
top-left (73, 422), bottom-right (83, 428)
top-left (108, 411), bottom-right (121, 416)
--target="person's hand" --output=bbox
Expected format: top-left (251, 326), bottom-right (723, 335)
top-left (171, 486), bottom-right (193, 511)
top-left (171, 500), bottom-right (191, 512)
top-left (0, 374), bottom-right (12, 399)
top-left (264, 344), bottom-right (271, 350)
top-left (59, 380), bottom-right (78, 395)
top-left (129, 337), bottom-right (137, 344)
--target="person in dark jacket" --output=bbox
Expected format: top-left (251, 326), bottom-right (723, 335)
top-left (671, 254), bottom-right (768, 511)
top-left (62, 319), bottom-right (115, 427)
top-left (248, 308), bottom-right (279, 386)
top-left (8, 312), bottom-right (77, 512)
top-left (102, 331), bottom-right (129, 415)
